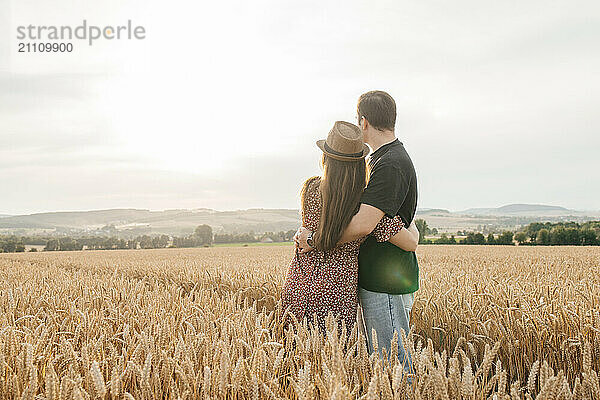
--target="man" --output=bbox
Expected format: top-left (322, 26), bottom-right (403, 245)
top-left (296, 90), bottom-right (419, 372)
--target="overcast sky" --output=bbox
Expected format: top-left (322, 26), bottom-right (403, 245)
top-left (1, 0), bottom-right (599, 215)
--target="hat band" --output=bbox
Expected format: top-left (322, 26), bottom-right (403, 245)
top-left (324, 141), bottom-right (363, 158)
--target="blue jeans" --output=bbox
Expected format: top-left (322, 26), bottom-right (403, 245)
top-left (358, 287), bottom-right (415, 372)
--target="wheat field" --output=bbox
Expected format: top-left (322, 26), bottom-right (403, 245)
top-left (0, 245), bottom-right (598, 399)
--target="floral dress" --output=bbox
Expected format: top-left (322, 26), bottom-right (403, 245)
top-left (281, 177), bottom-right (403, 334)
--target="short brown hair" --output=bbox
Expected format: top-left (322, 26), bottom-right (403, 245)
top-left (357, 90), bottom-right (396, 131)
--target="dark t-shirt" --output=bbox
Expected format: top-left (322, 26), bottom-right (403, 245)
top-left (358, 138), bottom-right (419, 294)
top-left (360, 139), bottom-right (418, 227)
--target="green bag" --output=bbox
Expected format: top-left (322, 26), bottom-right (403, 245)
top-left (358, 235), bottom-right (419, 294)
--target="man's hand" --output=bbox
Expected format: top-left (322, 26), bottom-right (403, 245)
top-left (294, 226), bottom-right (314, 254)
top-left (292, 226), bottom-right (304, 248)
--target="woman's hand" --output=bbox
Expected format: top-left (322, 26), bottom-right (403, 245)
top-left (407, 220), bottom-right (420, 243)
top-left (388, 220), bottom-right (419, 252)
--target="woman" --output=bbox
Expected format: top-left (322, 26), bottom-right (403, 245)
top-left (281, 121), bottom-right (419, 334)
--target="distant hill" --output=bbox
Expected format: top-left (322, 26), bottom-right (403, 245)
top-left (417, 208), bottom-right (450, 215)
top-left (0, 208), bottom-right (301, 236)
top-left (416, 204), bottom-right (598, 233)
top-left (0, 214), bottom-right (11, 218)
top-left (459, 204), bottom-right (577, 216)
top-left (0, 204), bottom-right (597, 237)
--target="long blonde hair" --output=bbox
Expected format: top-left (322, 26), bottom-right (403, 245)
top-left (301, 154), bottom-right (367, 251)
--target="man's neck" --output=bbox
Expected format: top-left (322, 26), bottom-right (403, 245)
top-left (367, 131), bottom-right (396, 153)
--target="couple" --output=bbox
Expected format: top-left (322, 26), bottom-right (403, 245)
top-left (281, 90), bottom-right (420, 371)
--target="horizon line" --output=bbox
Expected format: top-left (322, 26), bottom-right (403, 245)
top-left (2, 203), bottom-right (600, 217)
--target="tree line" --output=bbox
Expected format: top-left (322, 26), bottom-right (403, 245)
top-left (415, 219), bottom-right (600, 246)
top-left (418, 230), bottom-right (515, 245)
top-left (2, 221), bottom-right (598, 254)
top-left (0, 225), bottom-right (297, 253)
top-left (514, 221), bottom-right (600, 245)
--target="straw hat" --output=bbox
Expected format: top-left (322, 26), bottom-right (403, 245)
top-left (316, 121), bottom-right (370, 161)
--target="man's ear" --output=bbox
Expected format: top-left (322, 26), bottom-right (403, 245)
top-left (361, 117), bottom-right (369, 131)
